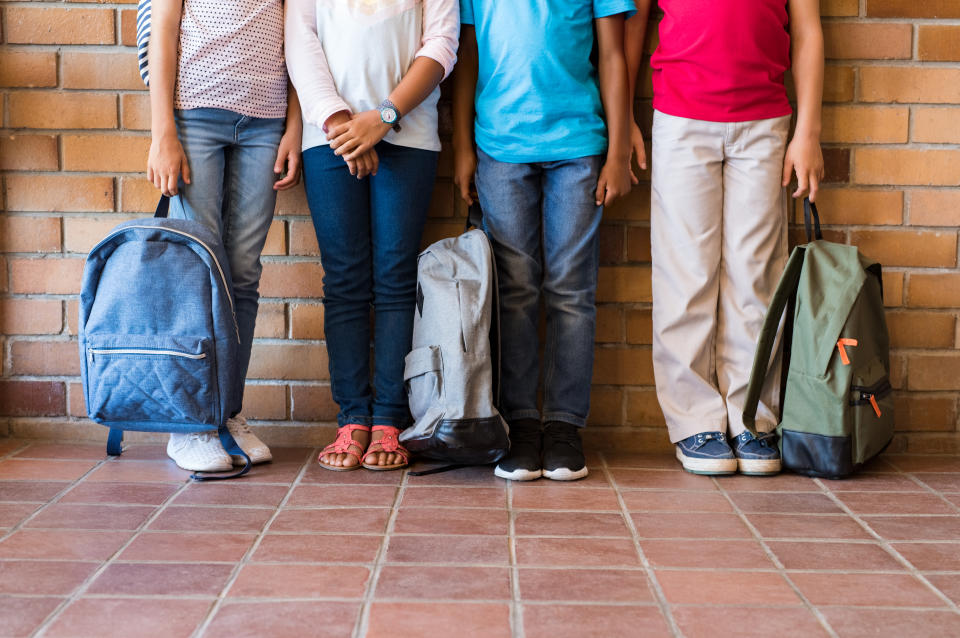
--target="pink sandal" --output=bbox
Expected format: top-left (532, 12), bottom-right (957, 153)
top-left (361, 426), bottom-right (410, 471)
top-left (318, 424), bottom-right (370, 471)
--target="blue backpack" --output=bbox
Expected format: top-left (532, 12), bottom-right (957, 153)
top-left (79, 197), bottom-right (250, 480)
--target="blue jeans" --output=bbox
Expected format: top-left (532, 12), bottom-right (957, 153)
top-left (169, 107), bottom-right (285, 408)
top-left (302, 142), bottom-right (438, 427)
top-left (475, 149), bottom-right (603, 428)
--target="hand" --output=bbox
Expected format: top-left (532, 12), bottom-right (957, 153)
top-left (345, 147), bottom-right (379, 179)
top-left (453, 146), bottom-right (477, 205)
top-left (328, 110), bottom-right (392, 162)
top-left (147, 132), bottom-right (190, 196)
top-left (782, 133), bottom-right (824, 201)
top-left (273, 128), bottom-right (302, 191)
top-left (595, 154), bottom-right (632, 207)
top-left (629, 120), bottom-right (648, 185)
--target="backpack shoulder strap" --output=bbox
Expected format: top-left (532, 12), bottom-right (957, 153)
top-left (190, 427), bottom-right (251, 481)
top-left (106, 428), bottom-right (124, 456)
top-left (742, 245), bottom-right (807, 436)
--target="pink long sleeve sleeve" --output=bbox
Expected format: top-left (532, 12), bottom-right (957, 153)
top-left (416, 0), bottom-right (460, 79)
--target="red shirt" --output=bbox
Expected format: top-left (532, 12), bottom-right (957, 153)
top-left (651, 0), bottom-right (793, 122)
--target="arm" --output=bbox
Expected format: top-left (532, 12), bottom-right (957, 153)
top-left (594, 14), bottom-right (632, 207)
top-left (783, 0), bottom-right (824, 201)
top-left (273, 84), bottom-right (303, 190)
top-left (624, 0), bottom-right (652, 177)
top-left (452, 24), bottom-right (478, 205)
top-left (147, 0), bottom-right (188, 196)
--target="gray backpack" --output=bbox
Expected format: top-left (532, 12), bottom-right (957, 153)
top-left (400, 225), bottom-right (510, 467)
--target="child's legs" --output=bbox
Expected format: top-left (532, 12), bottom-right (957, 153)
top-left (718, 115), bottom-right (790, 437)
top-left (475, 149), bottom-right (543, 424)
top-left (540, 155), bottom-right (604, 427)
top-left (650, 110), bottom-right (727, 442)
top-left (303, 145), bottom-right (374, 426)
top-left (369, 142), bottom-right (438, 427)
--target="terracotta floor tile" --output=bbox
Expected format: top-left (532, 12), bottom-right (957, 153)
top-left (394, 507), bottom-right (508, 535)
top-left (715, 473), bottom-right (821, 492)
top-left (640, 539), bottom-right (774, 569)
top-left (516, 537), bottom-right (640, 567)
top-left (518, 567), bottom-right (653, 602)
top-left (121, 531), bottom-right (257, 562)
top-left (172, 483), bottom-right (289, 507)
top-left (891, 542), bottom-right (960, 572)
top-left (0, 502), bottom-right (40, 527)
top-left (149, 505), bottom-right (274, 532)
top-left (925, 574), bottom-right (960, 605)
top-left (790, 572), bottom-right (947, 607)
top-left (822, 607), bottom-right (960, 638)
top-left (728, 492), bottom-right (842, 514)
top-left (301, 463), bottom-right (403, 485)
top-left (204, 601), bottom-right (361, 638)
top-left (288, 484), bottom-right (398, 507)
top-left (366, 602), bottom-right (511, 638)
top-left (673, 605), bottom-right (829, 638)
top-left (386, 534), bottom-right (509, 565)
top-left (767, 541), bottom-right (903, 571)
top-left (238, 450), bottom-right (310, 483)
top-left (746, 514), bottom-right (871, 540)
top-left (512, 470), bottom-right (611, 488)
top-left (632, 512), bottom-right (752, 539)
top-left (603, 452), bottom-right (679, 469)
top-left (0, 440), bottom-right (26, 457)
top-left (44, 597), bottom-right (212, 638)
top-left (405, 465), bottom-right (508, 487)
top-left (656, 570), bottom-right (800, 605)
top-left (621, 490), bottom-right (733, 513)
top-left (0, 595), bottom-right (63, 637)
top-left (228, 563), bottom-right (369, 599)
top-left (888, 456), bottom-right (960, 473)
top-left (26, 503), bottom-right (155, 530)
top-left (0, 529), bottom-right (132, 560)
top-left (111, 445), bottom-right (168, 461)
top-left (943, 493), bottom-right (960, 508)
top-left (13, 443), bottom-right (106, 460)
top-left (836, 492), bottom-right (955, 515)
top-left (59, 482), bottom-right (179, 505)
top-left (863, 515), bottom-right (960, 541)
top-left (253, 532), bottom-right (382, 563)
top-left (0, 560), bottom-right (97, 595)
top-left (523, 604), bottom-right (671, 638)
top-left (270, 507), bottom-right (390, 534)
top-left (87, 562), bottom-right (233, 596)
top-left (0, 480), bottom-right (70, 502)
top-left (375, 565), bottom-right (510, 600)
top-left (514, 511), bottom-right (630, 537)
top-left (825, 473), bottom-right (925, 492)
top-left (0, 459), bottom-right (98, 481)
top-left (401, 486), bottom-right (505, 509)
top-left (511, 486), bottom-right (619, 511)
top-left (85, 460), bottom-right (188, 483)
top-left (612, 468), bottom-right (718, 490)
top-left (913, 473), bottom-right (960, 492)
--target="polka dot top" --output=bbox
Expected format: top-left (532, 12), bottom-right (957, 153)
top-left (175, 0), bottom-right (288, 119)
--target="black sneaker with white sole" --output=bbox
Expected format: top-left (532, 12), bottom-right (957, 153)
top-left (542, 422), bottom-right (588, 481)
top-left (494, 419), bottom-right (542, 481)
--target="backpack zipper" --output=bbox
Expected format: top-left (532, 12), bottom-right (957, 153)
top-left (849, 378), bottom-right (892, 418)
top-left (89, 348), bottom-right (206, 360)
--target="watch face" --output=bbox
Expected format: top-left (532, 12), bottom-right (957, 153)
top-left (381, 107), bottom-right (397, 124)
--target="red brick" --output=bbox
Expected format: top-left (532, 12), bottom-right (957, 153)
top-left (120, 177), bottom-right (162, 213)
top-left (63, 217), bottom-right (134, 254)
top-left (0, 380), bottom-right (66, 416)
top-left (908, 355), bottom-right (960, 391)
top-left (0, 257), bottom-right (7, 294)
top-left (247, 344), bottom-right (328, 380)
top-left (428, 182), bottom-right (455, 219)
top-left (855, 149), bottom-right (960, 186)
top-left (9, 92), bottom-right (118, 130)
top-left (259, 263), bottom-right (325, 299)
top-left (918, 25), bottom-right (960, 61)
top-left (625, 388), bottom-right (666, 426)
top-left (0, 216), bottom-right (61, 253)
top-left (823, 23), bottom-right (912, 60)
top-left (261, 221), bottom-right (286, 256)
top-left (597, 266), bottom-right (651, 303)
top-left (61, 52), bottom-right (144, 90)
top-left (598, 225), bottom-right (624, 265)
top-left (6, 7), bottom-right (115, 45)
top-left (882, 271), bottom-right (904, 307)
top-left (821, 106), bottom-right (908, 144)
top-left (65, 300), bottom-right (79, 337)
top-left (288, 220), bottom-right (320, 256)
top-left (9, 258), bottom-right (85, 295)
top-left (823, 65), bottom-right (856, 103)
top-left (867, 0), bottom-right (960, 18)
top-left (887, 312), bottom-right (956, 349)
top-left (0, 50), bottom-right (57, 87)
top-left (604, 185), bottom-right (650, 221)
top-left (595, 306), bottom-right (623, 343)
top-left (910, 190), bottom-right (960, 226)
top-left (593, 347), bottom-right (654, 385)
top-left (0, 135), bottom-right (58, 171)
top-left (290, 384), bottom-right (338, 421)
top-left (0, 299), bottom-right (62, 335)
top-left (5, 176), bottom-right (114, 213)
top-left (894, 395), bottom-right (958, 432)
top-left (253, 303), bottom-right (286, 339)
top-left (820, 0), bottom-right (859, 16)
top-left (626, 308), bottom-right (653, 345)
top-left (62, 134), bottom-right (151, 173)
top-left (120, 94), bottom-right (151, 131)
top-left (625, 226), bottom-right (651, 262)
top-left (68, 381), bottom-right (86, 418)
top-left (420, 222), bottom-right (463, 247)
top-left (120, 8), bottom-right (137, 46)
top-left (860, 67), bottom-right (960, 104)
top-left (804, 189), bottom-right (902, 225)
top-left (241, 385), bottom-right (287, 420)
top-left (908, 274), bottom-right (960, 308)
top-left (912, 108), bottom-right (960, 145)
top-left (849, 229), bottom-right (957, 268)
top-left (275, 186), bottom-right (310, 216)
top-left (290, 304), bottom-right (324, 339)
top-left (587, 386), bottom-right (623, 425)
top-left (822, 148), bottom-right (851, 183)
top-left (10, 340), bottom-right (81, 376)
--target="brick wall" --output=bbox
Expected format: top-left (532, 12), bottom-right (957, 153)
top-left (1, 1), bottom-right (958, 452)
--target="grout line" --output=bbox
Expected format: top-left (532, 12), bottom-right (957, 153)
top-left (884, 460), bottom-right (960, 516)
top-left (190, 447), bottom-right (317, 638)
top-left (599, 452), bottom-right (683, 638)
top-left (712, 477), bottom-right (840, 638)
top-left (507, 477), bottom-right (524, 638)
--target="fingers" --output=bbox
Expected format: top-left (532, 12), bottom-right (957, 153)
top-left (333, 137), bottom-right (361, 158)
top-left (181, 154), bottom-right (191, 185)
top-left (327, 122), bottom-right (349, 139)
top-left (635, 139), bottom-right (648, 171)
top-left (595, 177), bottom-right (606, 207)
top-left (355, 153), bottom-right (370, 179)
top-left (455, 177), bottom-right (474, 205)
top-left (807, 168), bottom-right (820, 202)
top-left (345, 157), bottom-right (358, 177)
top-left (369, 149), bottom-right (379, 176)
top-left (782, 155), bottom-right (794, 188)
top-left (342, 140), bottom-right (370, 161)
top-left (793, 164), bottom-right (810, 199)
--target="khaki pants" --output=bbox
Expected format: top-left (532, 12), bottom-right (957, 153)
top-left (651, 110), bottom-right (790, 443)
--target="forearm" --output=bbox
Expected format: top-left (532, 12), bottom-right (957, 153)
top-left (598, 17), bottom-right (630, 160)
top-left (387, 57), bottom-right (445, 119)
top-left (624, 0), bottom-right (652, 103)
top-left (148, 0), bottom-right (182, 139)
top-left (285, 84), bottom-right (303, 134)
top-left (790, 0), bottom-right (824, 139)
top-left (452, 25), bottom-right (478, 152)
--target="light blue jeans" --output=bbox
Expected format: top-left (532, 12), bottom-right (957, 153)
top-left (169, 107), bottom-right (285, 407)
top-left (475, 149), bottom-right (604, 428)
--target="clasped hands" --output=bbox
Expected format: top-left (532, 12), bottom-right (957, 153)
top-left (326, 110), bottom-right (393, 179)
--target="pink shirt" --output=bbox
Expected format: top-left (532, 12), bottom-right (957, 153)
top-left (651, 0), bottom-right (792, 123)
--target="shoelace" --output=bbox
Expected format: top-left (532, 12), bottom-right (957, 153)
top-left (694, 432), bottom-right (726, 448)
top-left (189, 432), bottom-right (215, 444)
top-left (544, 425), bottom-right (580, 451)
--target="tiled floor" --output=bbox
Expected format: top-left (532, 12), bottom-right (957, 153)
top-left (1, 438), bottom-right (959, 638)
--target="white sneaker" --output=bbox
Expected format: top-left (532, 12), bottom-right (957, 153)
top-left (226, 416), bottom-right (272, 465)
top-left (167, 432), bottom-right (233, 472)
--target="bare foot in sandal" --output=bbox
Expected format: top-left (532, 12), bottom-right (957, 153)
top-left (362, 426), bottom-right (410, 471)
top-left (319, 424), bottom-right (370, 471)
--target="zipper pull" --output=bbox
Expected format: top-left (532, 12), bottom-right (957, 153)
top-left (868, 394), bottom-right (882, 418)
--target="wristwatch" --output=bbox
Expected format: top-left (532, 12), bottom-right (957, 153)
top-left (378, 99), bottom-right (402, 132)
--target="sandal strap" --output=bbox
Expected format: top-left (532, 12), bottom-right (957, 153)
top-left (320, 424), bottom-right (370, 461)
top-left (362, 426), bottom-right (409, 463)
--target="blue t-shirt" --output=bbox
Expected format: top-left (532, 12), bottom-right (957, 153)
top-left (461, 0), bottom-right (635, 163)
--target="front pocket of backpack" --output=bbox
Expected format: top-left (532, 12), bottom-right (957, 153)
top-left (850, 357), bottom-right (894, 464)
top-left (85, 334), bottom-right (217, 425)
top-left (404, 345), bottom-right (443, 421)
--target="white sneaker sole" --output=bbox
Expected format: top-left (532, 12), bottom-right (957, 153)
top-left (676, 447), bottom-right (738, 475)
top-left (229, 450), bottom-right (272, 465)
top-left (166, 451), bottom-right (232, 473)
top-left (542, 466), bottom-right (589, 481)
top-left (494, 466), bottom-right (542, 481)
top-left (738, 457), bottom-right (782, 476)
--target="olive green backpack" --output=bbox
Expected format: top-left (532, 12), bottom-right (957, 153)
top-left (743, 199), bottom-right (893, 478)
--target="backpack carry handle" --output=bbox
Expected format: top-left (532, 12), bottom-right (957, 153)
top-left (803, 197), bottom-right (823, 242)
top-left (154, 195), bottom-right (170, 219)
